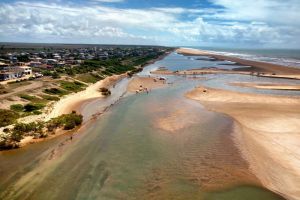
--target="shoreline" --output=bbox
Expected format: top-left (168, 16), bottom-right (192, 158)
top-left (186, 86), bottom-right (300, 200)
top-left (177, 48), bottom-right (300, 75)
top-left (45, 73), bottom-right (127, 120)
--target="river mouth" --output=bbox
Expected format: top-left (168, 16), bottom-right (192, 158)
top-left (0, 53), bottom-right (288, 200)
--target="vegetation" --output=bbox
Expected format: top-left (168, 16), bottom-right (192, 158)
top-left (40, 95), bottom-right (60, 101)
top-left (99, 87), bottom-right (111, 96)
top-left (76, 73), bottom-right (103, 83)
top-left (47, 112), bottom-right (83, 131)
top-left (24, 103), bottom-right (45, 112)
top-left (13, 122), bottom-right (45, 139)
top-left (44, 88), bottom-right (69, 96)
top-left (0, 109), bottom-right (20, 127)
top-left (48, 52), bottom-right (164, 81)
top-left (19, 94), bottom-right (36, 101)
top-left (59, 81), bottom-right (86, 92)
top-left (0, 112), bottom-right (83, 149)
top-left (16, 55), bottom-right (30, 62)
top-left (51, 72), bottom-right (61, 79)
top-left (19, 94), bottom-right (48, 104)
top-left (10, 104), bottom-right (24, 112)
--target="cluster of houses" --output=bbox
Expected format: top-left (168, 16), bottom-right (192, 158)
top-left (0, 62), bottom-right (33, 81)
top-left (0, 46), bottom-right (166, 82)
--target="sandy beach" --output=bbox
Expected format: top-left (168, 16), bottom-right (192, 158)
top-left (230, 82), bottom-right (300, 91)
top-left (186, 86), bottom-right (300, 200)
top-left (177, 48), bottom-right (300, 75)
top-left (45, 74), bottom-right (126, 120)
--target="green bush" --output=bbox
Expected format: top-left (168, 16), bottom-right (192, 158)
top-left (11, 122), bottom-right (45, 142)
top-left (10, 104), bottom-right (24, 112)
top-left (13, 122), bottom-right (44, 134)
top-left (40, 95), bottom-right (60, 101)
top-left (10, 131), bottom-right (24, 142)
top-left (44, 88), bottom-right (69, 96)
top-left (42, 70), bottom-right (52, 76)
top-left (19, 94), bottom-right (35, 101)
top-left (47, 112), bottom-right (83, 130)
top-left (33, 110), bottom-right (43, 115)
top-left (24, 103), bottom-right (45, 112)
top-left (0, 109), bottom-right (20, 127)
top-left (51, 72), bottom-right (61, 79)
top-left (60, 81), bottom-right (85, 92)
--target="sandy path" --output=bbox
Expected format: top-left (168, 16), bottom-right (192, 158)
top-left (186, 86), bottom-right (300, 200)
top-left (177, 48), bottom-right (300, 75)
top-left (0, 81), bottom-right (44, 99)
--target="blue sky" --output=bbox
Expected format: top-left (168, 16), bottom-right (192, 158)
top-left (0, 0), bottom-right (299, 48)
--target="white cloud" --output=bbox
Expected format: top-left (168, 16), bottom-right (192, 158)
top-left (0, 0), bottom-right (299, 47)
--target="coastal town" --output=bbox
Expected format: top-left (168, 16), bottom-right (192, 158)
top-left (0, 44), bottom-right (169, 82)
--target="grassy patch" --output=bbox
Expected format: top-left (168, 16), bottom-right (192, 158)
top-left (24, 103), bottom-right (46, 112)
top-left (59, 81), bottom-right (86, 92)
top-left (0, 109), bottom-right (20, 127)
top-left (19, 94), bottom-right (36, 101)
top-left (44, 88), bottom-right (69, 96)
top-left (10, 104), bottom-right (24, 112)
top-left (76, 73), bottom-right (103, 83)
top-left (40, 95), bottom-right (60, 101)
top-left (19, 94), bottom-right (49, 104)
top-left (47, 112), bottom-right (83, 130)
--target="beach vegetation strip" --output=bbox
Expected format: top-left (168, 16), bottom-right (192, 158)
top-left (0, 111), bottom-right (83, 150)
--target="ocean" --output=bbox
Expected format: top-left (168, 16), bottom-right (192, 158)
top-left (190, 47), bottom-right (300, 68)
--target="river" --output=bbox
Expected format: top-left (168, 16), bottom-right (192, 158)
top-left (0, 52), bottom-right (290, 200)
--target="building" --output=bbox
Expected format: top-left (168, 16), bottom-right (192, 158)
top-left (30, 62), bottom-right (42, 67)
top-left (18, 66), bottom-right (32, 76)
top-left (0, 71), bottom-right (22, 81)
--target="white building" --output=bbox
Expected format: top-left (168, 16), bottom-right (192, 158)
top-left (18, 66), bottom-right (32, 76)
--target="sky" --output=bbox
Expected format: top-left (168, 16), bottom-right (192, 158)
top-left (0, 0), bottom-right (299, 48)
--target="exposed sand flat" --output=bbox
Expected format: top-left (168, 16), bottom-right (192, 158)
top-left (186, 86), bottom-right (300, 200)
top-left (152, 67), bottom-right (300, 81)
top-left (127, 76), bottom-right (166, 92)
top-left (259, 74), bottom-right (300, 80)
top-left (231, 82), bottom-right (300, 91)
top-left (177, 48), bottom-right (300, 75)
top-left (151, 68), bottom-right (250, 75)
